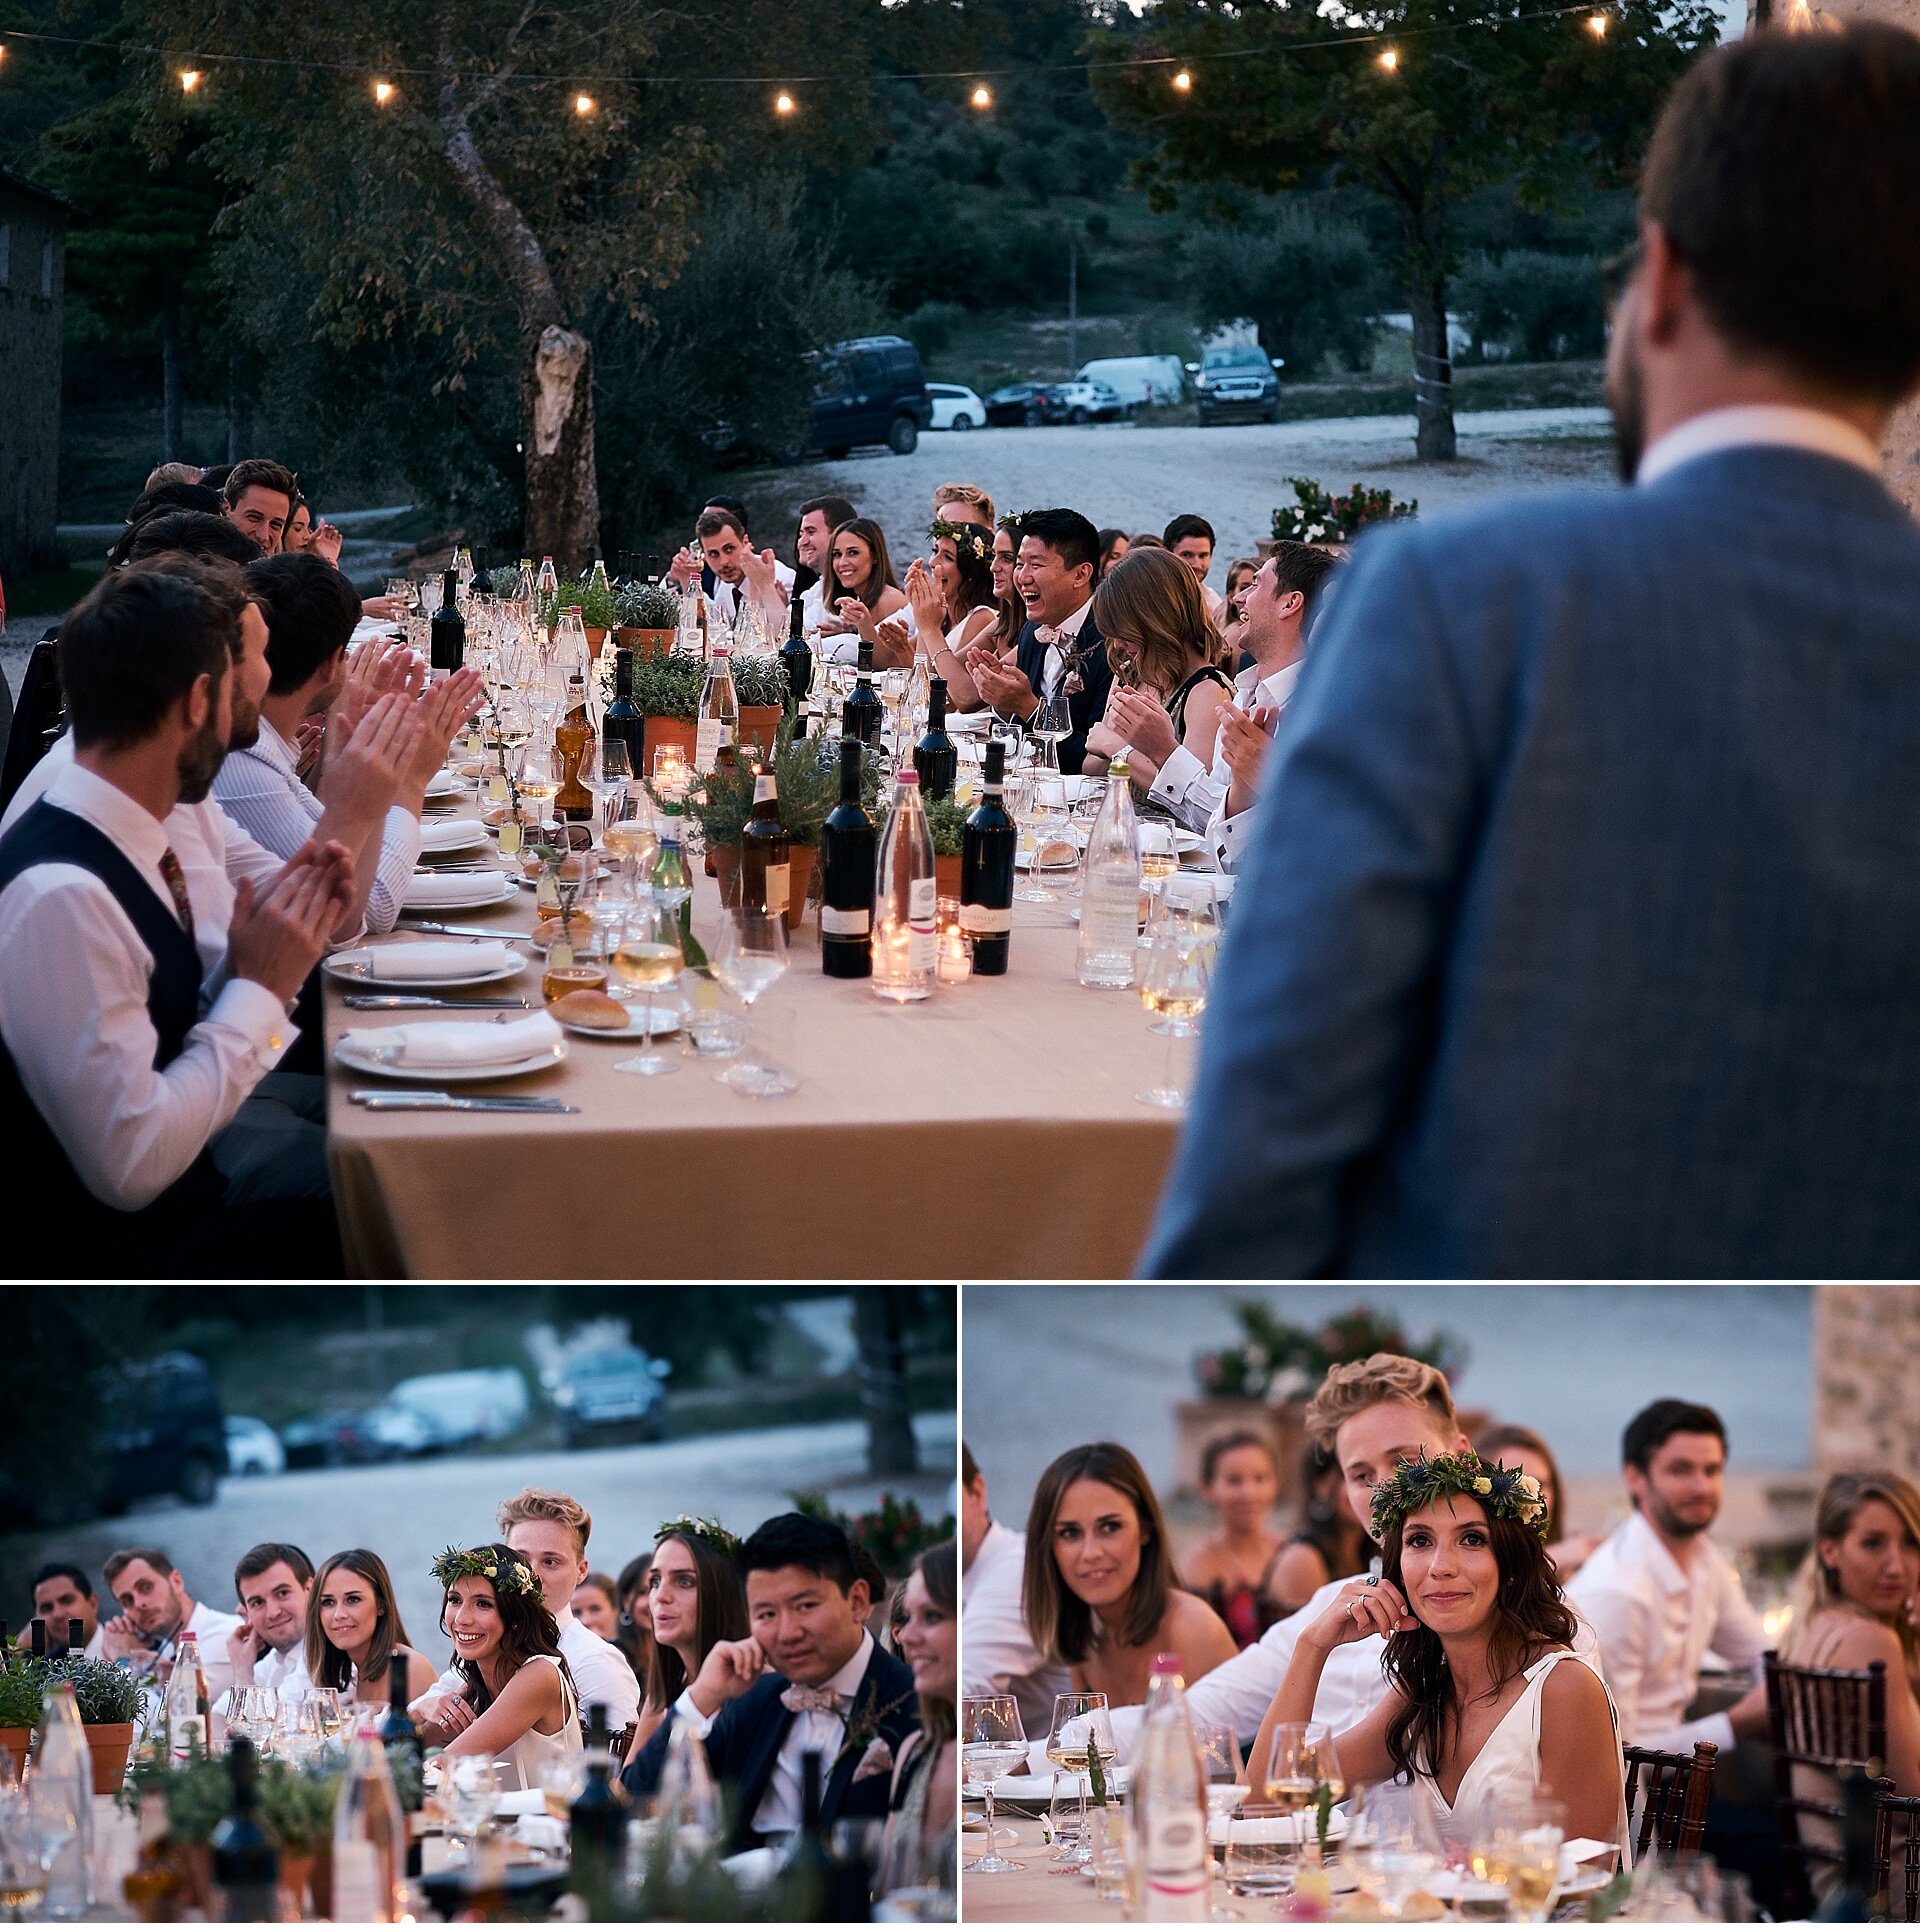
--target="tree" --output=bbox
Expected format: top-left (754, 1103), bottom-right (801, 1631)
top-left (1093, 0), bottom-right (1717, 457)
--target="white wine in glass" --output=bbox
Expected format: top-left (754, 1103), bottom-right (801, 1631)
top-left (612, 900), bottom-right (682, 1076)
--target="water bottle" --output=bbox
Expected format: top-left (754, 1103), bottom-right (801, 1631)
top-left (34, 1681), bottom-right (94, 1917)
top-left (1132, 1653), bottom-right (1209, 1921)
top-left (1076, 747), bottom-right (1142, 987)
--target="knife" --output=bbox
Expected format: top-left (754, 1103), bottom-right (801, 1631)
top-left (395, 920), bottom-right (536, 941)
top-left (348, 1090), bottom-right (578, 1112)
top-left (343, 995), bottom-right (530, 1010)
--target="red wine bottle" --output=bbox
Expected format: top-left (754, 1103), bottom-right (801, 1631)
top-left (960, 737), bottom-right (1016, 974)
top-left (820, 735), bottom-right (875, 979)
top-left (913, 675), bottom-right (957, 801)
top-left (842, 640), bottom-right (884, 747)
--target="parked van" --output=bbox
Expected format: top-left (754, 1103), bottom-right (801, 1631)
top-left (386, 1368), bottom-right (530, 1447)
top-left (808, 336), bottom-right (933, 457)
top-left (1076, 356), bottom-right (1188, 409)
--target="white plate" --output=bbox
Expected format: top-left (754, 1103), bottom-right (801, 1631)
top-left (418, 826), bottom-right (490, 855)
top-left (1207, 1810), bottom-right (1348, 1846)
top-left (333, 1033), bottom-right (568, 1083)
top-left (991, 1766), bottom-right (1132, 1803)
top-left (425, 770), bottom-right (466, 800)
top-left (401, 872), bottom-right (516, 911)
top-left (556, 1004), bottom-right (681, 1041)
top-left (323, 946), bottom-right (527, 989)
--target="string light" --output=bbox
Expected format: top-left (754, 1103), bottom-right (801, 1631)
top-left (1586, 11), bottom-right (1608, 31)
top-left (1377, 45), bottom-right (1399, 68)
top-left (970, 83), bottom-right (991, 108)
top-left (179, 67), bottom-right (201, 91)
top-left (1172, 68), bottom-right (1193, 90)
top-left (573, 91), bottom-right (594, 114)
top-left (373, 77), bottom-right (394, 102)
top-left (774, 89), bottom-right (795, 114)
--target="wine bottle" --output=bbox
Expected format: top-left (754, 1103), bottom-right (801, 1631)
top-left (780, 1750), bottom-right (836, 1913)
top-left (696, 644), bottom-right (739, 774)
top-left (555, 671), bottom-right (596, 822)
top-left (380, 1651), bottom-right (425, 1880)
top-left (603, 647), bottom-right (644, 776)
top-left (820, 736), bottom-right (875, 979)
top-left (740, 768), bottom-right (793, 919)
top-left (29, 1618), bottom-right (45, 1658)
top-left (429, 565), bottom-right (465, 679)
top-left (1076, 747), bottom-right (1142, 988)
top-left (873, 766), bottom-right (937, 1003)
top-left (961, 738), bottom-right (1016, 975)
top-left (781, 578), bottom-right (814, 717)
top-left (843, 639), bottom-right (884, 747)
top-left (332, 1719), bottom-right (404, 1923)
top-left (913, 674), bottom-right (957, 800)
top-left (569, 1703), bottom-right (629, 1920)
top-left (122, 1789), bottom-right (182, 1920)
top-left (66, 1619), bottom-right (84, 1657)
top-left (211, 1739), bottom-right (279, 1923)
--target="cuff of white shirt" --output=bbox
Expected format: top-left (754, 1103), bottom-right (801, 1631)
top-left (1210, 806), bottom-right (1254, 871)
top-left (207, 977), bottom-right (297, 1066)
top-left (385, 804), bottom-right (424, 861)
top-left (673, 1687), bottom-right (717, 1741)
top-left (1150, 745), bottom-right (1207, 811)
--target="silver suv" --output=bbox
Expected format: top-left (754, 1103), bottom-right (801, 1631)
top-left (1190, 343), bottom-right (1285, 425)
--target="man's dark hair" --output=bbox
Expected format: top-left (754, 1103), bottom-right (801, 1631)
top-left (1639, 22), bottom-right (1920, 406)
top-left (108, 487), bottom-right (227, 565)
top-left (1268, 539), bottom-right (1341, 615)
top-left (234, 1543), bottom-right (314, 1595)
top-left (1622, 1399), bottom-right (1727, 1473)
top-left (704, 494), bottom-right (749, 527)
top-left (58, 560), bottom-right (235, 752)
top-left (738, 1512), bottom-right (861, 1594)
top-left (102, 1546), bottom-right (177, 1591)
top-left (695, 507), bottom-right (747, 542)
top-left (797, 495), bottom-right (857, 531)
top-left (962, 1442), bottom-right (980, 1488)
top-left (1014, 508), bottom-right (1100, 577)
top-left (245, 552), bottom-right (363, 693)
top-left (1164, 514), bottom-right (1216, 549)
top-left (30, 1562), bottom-right (95, 1600)
top-left (221, 458), bottom-right (298, 509)
top-left (200, 463), bottom-right (235, 494)
top-left (126, 511), bottom-right (263, 569)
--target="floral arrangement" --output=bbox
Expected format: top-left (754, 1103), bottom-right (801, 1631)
top-left (1194, 1301), bottom-right (1466, 1404)
top-left (789, 1488), bottom-right (956, 1577)
top-left (657, 1514), bottom-right (742, 1560)
top-left (928, 517), bottom-right (992, 564)
top-left (431, 1545), bottom-right (540, 1596)
top-left (1368, 1451), bottom-right (1550, 1541)
top-left (1270, 476), bottom-right (1417, 544)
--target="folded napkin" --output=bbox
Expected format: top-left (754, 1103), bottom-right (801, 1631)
top-left (418, 816), bottom-right (488, 851)
top-left (365, 941), bottom-right (514, 981)
top-left (404, 869), bottom-right (509, 907)
top-left (344, 1011), bottom-right (562, 1068)
top-left (1560, 1840), bottom-right (1611, 1875)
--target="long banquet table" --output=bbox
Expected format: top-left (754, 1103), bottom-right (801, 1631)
top-left (324, 824), bottom-right (1187, 1277)
top-left (964, 1814), bottom-right (1121, 1923)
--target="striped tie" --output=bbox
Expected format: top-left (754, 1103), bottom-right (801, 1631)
top-left (157, 848), bottom-right (195, 937)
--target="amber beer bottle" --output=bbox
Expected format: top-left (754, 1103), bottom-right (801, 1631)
top-left (740, 768), bottom-right (793, 919)
top-left (554, 672), bottom-right (596, 822)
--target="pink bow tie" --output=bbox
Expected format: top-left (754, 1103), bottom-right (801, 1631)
top-left (781, 1685), bottom-right (848, 1717)
top-left (1034, 624), bottom-right (1061, 647)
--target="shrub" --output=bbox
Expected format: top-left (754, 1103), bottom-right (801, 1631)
top-left (903, 300), bottom-right (967, 361)
top-left (617, 581), bottom-right (682, 631)
top-left (1455, 250), bottom-right (1606, 362)
top-left (1271, 477), bottom-right (1416, 543)
top-left (924, 795), bottom-right (967, 858)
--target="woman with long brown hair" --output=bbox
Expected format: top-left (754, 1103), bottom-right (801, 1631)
top-left (1249, 1453), bottom-right (1628, 1862)
top-left (1082, 546), bottom-right (1232, 785)
top-left (624, 1517), bottom-right (749, 1758)
top-left (1023, 1442), bottom-right (1236, 1708)
top-left (882, 1539), bottom-right (958, 1894)
top-left (1474, 1422), bottom-right (1603, 1581)
top-left (903, 519), bottom-right (999, 710)
top-left (304, 1549), bottom-right (438, 1706)
top-left (829, 518), bottom-right (911, 667)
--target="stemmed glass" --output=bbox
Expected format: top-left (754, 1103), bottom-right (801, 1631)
top-left (591, 737), bottom-right (632, 843)
top-left (710, 907), bottom-right (794, 1097)
top-left (1031, 681), bottom-right (1072, 762)
top-left (603, 790), bottom-right (658, 897)
top-left (228, 1685), bottom-right (279, 1752)
top-left (1044, 1692), bottom-right (1115, 1868)
top-left (442, 1756), bottom-right (500, 1866)
top-left (1008, 770), bottom-right (1052, 906)
top-left (1137, 934), bottom-right (1210, 1108)
top-left (1196, 1724), bottom-right (1250, 1922)
top-left (611, 897), bottom-right (683, 1075)
top-left (959, 1695), bottom-right (1028, 1876)
top-left (1471, 1793), bottom-right (1566, 1923)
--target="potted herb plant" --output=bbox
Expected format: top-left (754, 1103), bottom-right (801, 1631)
top-left (616, 581), bottom-right (681, 658)
top-left (731, 656), bottom-right (791, 759)
top-left (0, 1656), bottom-right (40, 1760)
top-left (54, 1654), bottom-right (143, 1791)
top-left (259, 1757), bottom-right (341, 1919)
top-left (924, 796), bottom-right (966, 899)
top-left (569, 572), bottom-right (622, 651)
top-left (632, 653), bottom-right (706, 768)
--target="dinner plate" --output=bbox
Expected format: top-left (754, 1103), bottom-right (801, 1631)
top-left (555, 1004), bottom-right (681, 1041)
top-left (401, 871), bottom-right (516, 911)
top-left (424, 770), bottom-right (467, 800)
top-left (991, 1766), bottom-right (1133, 1803)
top-left (323, 945), bottom-right (527, 989)
top-left (333, 1033), bottom-right (569, 1083)
top-left (1207, 1810), bottom-right (1349, 1846)
top-left (1421, 1864), bottom-right (1612, 1904)
top-left (418, 824), bottom-right (490, 855)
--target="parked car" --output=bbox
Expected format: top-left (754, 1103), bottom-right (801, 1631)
top-left (925, 383), bottom-right (987, 431)
top-left (806, 335), bottom-right (933, 457)
top-left (552, 1346), bottom-right (672, 1449)
top-left (386, 1368), bottom-right (530, 1447)
top-left (278, 1409), bottom-right (387, 1470)
top-left (225, 1416), bottom-right (286, 1478)
top-left (1076, 355), bottom-right (1188, 408)
top-left (1043, 380), bottom-right (1128, 425)
top-left (1188, 341), bottom-right (1285, 424)
top-left (363, 1401), bottom-right (443, 1459)
top-left (984, 382), bottom-right (1054, 427)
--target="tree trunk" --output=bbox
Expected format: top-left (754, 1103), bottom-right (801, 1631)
top-left (162, 292), bottom-right (184, 461)
top-left (1408, 269), bottom-right (1457, 461)
top-left (853, 1288), bottom-right (919, 1477)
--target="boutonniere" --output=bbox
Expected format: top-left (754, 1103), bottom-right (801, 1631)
top-left (1063, 668), bottom-right (1085, 696)
top-left (833, 1683), bottom-right (913, 1776)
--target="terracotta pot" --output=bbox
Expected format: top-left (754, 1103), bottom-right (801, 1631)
top-left (619, 626), bottom-right (677, 659)
top-left (934, 852), bottom-right (963, 900)
top-left (584, 625), bottom-right (608, 656)
top-left (0, 1726), bottom-right (29, 1762)
top-left (278, 1849), bottom-right (315, 1922)
top-left (738, 704), bottom-right (782, 757)
top-left (180, 1843), bottom-right (214, 1917)
top-left (786, 845), bottom-right (817, 934)
top-left (642, 715), bottom-right (698, 771)
top-left (84, 1720), bottom-right (134, 1794)
top-left (711, 843), bottom-right (741, 905)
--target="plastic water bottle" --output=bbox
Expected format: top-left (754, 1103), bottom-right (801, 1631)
top-left (1131, 1653), bottom-right (1209, 1921)
top-left (34, 1681), bottom-right (94, 1918)
top-left (1076, 746), bottom-right (1142, 987)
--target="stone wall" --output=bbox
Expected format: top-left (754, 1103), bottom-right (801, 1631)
top-left (0, 177), bottom-right (67, 573)
top-left (1813, 1284), bottom-right (1920, 1482)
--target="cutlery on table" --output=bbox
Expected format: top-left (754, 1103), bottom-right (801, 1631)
top-left (342, 995), bottom-right (530, 1010)
top-left (395, 920), bottom-right (535, 941)
top-left (347, 1090), bottom-right (578, 1113)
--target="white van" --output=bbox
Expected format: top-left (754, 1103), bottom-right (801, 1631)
top-left (387, 1368), bottom-right (530, 1446)
top-left (1076, 355), bottom-right (1188, 409)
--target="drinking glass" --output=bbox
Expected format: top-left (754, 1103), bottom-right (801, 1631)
top-left (1031, 681), bottom-right (1072, 757)
top-left (593, 737), bottom-right (633, 840)
top-left (442, 1756), bottom-right (500, 1866)
top-left (1471, 1794), bottom-right (1565, 1923)
top-left (1007, 770), bottom-right (1053, 906)
top-left (0, 1801), bottom-right (47, 1922)
top-left (1043, 1692), bottom-right (1115, 1867)
top-left (1083, 1801), bottom-right (1130, 1906)
top-left (1223, 1814), bottom-right (1291, 1900)
top-left (1363, 1794), bottom-right (1441, 1920)
top-left (1137, 936), bottom-right (1209, 1108)
top-left (517, 745), bottom-right (560, 831)
top-left (1196, 1725), bottom-right (1249, 1922)
top-left (228, 1685), bottom-right (279, 1751)
top-left (959, 1695), bottom-right (1027, 1876)
top-left (611, 897), bottom-right (683, 1075)
top-left (710, 907), bottom-right (795, 1097)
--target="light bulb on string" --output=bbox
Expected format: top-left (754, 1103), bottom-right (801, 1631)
top-left (1586, 11), bottom-right (1609, 33)
top-left (970, 84), bottom-right (992, 109)
top-left (373, 78), bottom-right (395, 103)
top-left (179, 68), bottom-right (202, 92)
top-left (574, 92), bottom-right (595, 115)
top-left (1377, 45), bottom-right (1400, 69)
top-left (1171, 68), bottom-right (1193, 91)
top-left (774, 90), bottom-right (796, 115)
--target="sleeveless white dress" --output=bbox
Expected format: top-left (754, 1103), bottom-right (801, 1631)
top-left (492, 1653), bottom-right (582, 1791)
top-left (1410, 1649), bottom-right (1632, 1869)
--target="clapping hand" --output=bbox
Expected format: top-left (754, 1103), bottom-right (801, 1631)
top-left (904, 558), bottom-right (943, 634)
top-left (293, 715), bottom-right (327, 781)
top-left (1107, 687), bottom-right (1179, 765)
top-left (738, 545), bottom-right (784, 607)
top-left (966, 646), bottom-right (1038, 720)
top-left (228, 840), bottom-right (356, 1004)
top-left (338, 638), bottom-right (420, 742)
top-left (318, 694), bottom-right (422, 832)
top-left (1219, 701), bottom-right (1279, 817)
top-left (403, 668), bottom-right (488, 800)
top-left (309, 520), bottom-right (344, 566)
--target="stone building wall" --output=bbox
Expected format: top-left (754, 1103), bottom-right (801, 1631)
top-left (1813, 1284), bottom-right (1920, 1482)
top-left (0, 174), bottom-right (68, 574)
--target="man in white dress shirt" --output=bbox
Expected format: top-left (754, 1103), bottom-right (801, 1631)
top-left (1566, 1400), bottom-right (1771, 1752)
top-left (960, 1443), bottom-right (1068, 1740)
top-left (99, 1546), bottom-right (245, 1707)
top-left (1165, 513), bottom-right (1227, 623)
top-left (1107, 1353), bottom-right (1607, 1761)
top-left (29, 1563), bottom-right (102, 1657)
top-left (687, 507), bottom-right (793, 630)
top-left (411, 1488), bottom-right (640, 1737)
top-left (220, 1543), bottom-right (315, 1708)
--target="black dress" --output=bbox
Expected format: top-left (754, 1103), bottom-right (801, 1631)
top-left (1167, 663), bottom-right (1233, 742)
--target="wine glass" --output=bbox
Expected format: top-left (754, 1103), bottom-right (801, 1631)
top-left (1471, 1793), bottom-right (1566, 1924)
top-left (1032, 678), bottom-right (1072, 756)
top-left (442, 1755), bottom-right (500, 1866)
top-left (1007, 769), bottom-right (1053, 906)
top-left (228, 1685), bottom-right (279, 1751)
top-left (1044, 1692), bottom-right (1115, 1867)
top-left (1137, 934), bottom-right (1209, 1108)
top-left (959, 1695), bottom-right (1027, 1876)
top-left (1360, 1786), bottom-right (1441, 1920)
top-left (593, 737), bottom-right (633, 841)
top-left (611, 897), bottom-right (684, 1075)
top-left (1196, 1724), bottom-right (1250, 1922)
top-left (517, 744), bottom-right (560, 833)
top-left (710, 906), bottom-right (795, 1097)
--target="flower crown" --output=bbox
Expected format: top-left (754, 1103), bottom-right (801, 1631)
top-left (1368, 1453), bottom-right (1550, 1543)
top-left (431, 1546), bottom-right (542, 1596)
top-left (928, 517), bottom-right (992, 564)
top-left (657, 1514), bottom-right (741, 1560)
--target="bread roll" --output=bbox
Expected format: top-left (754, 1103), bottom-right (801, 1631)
top-left (552, 989), bottom-right (628, 1030)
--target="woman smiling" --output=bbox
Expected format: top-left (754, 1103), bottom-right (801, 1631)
top-left (1023, 1442), bottom-right (1236, 1708)
top-left (304, 1549), bottom-right (438, 1707)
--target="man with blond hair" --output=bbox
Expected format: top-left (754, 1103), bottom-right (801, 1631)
top-left (411, 1485), bottom-right (640, 1734)
top-left (931, 482), bottom-right (995, 531)
top-left (1105, 1353), bottom-right (1605, 1758)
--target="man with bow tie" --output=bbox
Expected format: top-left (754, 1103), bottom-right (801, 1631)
top-left (965, 508), bottom-right (1111, 775)
top-left (620, 1512), bottom-right (920, 1852)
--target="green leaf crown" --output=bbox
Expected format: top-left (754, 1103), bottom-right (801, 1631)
top-left (1368, 1451), bottom-right (1550, 1543)
top-left (431, 1545), bottom-right (541, 1595)
top-left (928, 517), bottom-right (992, 564)
top-left (656, 1513), bottom-right (742, 1560)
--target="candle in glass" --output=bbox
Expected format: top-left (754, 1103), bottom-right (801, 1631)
top-left (936, 925), bottom-right (973, 983)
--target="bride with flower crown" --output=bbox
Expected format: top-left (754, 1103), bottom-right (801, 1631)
top-left (1247, 1454), bottom-right (1632, 1866)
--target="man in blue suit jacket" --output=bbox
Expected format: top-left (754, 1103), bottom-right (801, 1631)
top-left (621, 1512), bottom-right (919, 1853)
top-left (1145, 24), bottom-right (1920, 1279)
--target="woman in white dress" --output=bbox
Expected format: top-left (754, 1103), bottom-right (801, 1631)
top-left (419, 1544), bottom-right (581, 1790)
top-left (902, 521), bottom-right (1000, 711)
top-left (1249, 1453), bottom-right (1630, 1865)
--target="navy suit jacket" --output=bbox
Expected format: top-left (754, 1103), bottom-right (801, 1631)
top-left (1143, 444), bottom-right (1920, 1279)
top-left (1015, 608), bottom-right (1112, 776)
top-left (621, 1640), bottom-right (919, 1853)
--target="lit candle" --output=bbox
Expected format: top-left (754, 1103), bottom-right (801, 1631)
top-left (937, 925), bottom-right (972, 983)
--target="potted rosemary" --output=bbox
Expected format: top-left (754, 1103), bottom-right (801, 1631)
top-left (632, 653), bottom-right (706, 767)
top-left (924, 796), bottom-right (967, 900)
top-left (0, 1655), bottom-right (145, 1791)
top-left (616, 581), bottom-right (682, 658)
top-left (730, 655), bottom-right (791, 760)
top-left (0, 1655), bottom-right (39, 1759)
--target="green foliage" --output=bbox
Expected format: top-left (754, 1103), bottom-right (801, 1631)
top-left (124, 1749), bottom-right (235, 1846)
top-left (1195, 1301), bottom-right (1467, 1402)
top-left (730, 656), bottom-right (790, 711)
top-left (255, 1758), bottom-right (342, 1852)
top-left (632, 653), bottom-right (707, 722)
top-left (1455, 250), bottom-right (1607, 362)
top-left (924, 795), bottom-right (968, 858)
top-left (50, 1656), bottom-right (144, 1725)
top-left (627, 1807), bottom-right (777, 1920)
top-left (617, 582), bottom-right (682, 630)
top-left (902, 300), bottom-right (968, 360)
top-left (1181, 203), bottom-right (1388, 378)
top-left (0, 1661), bottom-right (45, 1730)
top-left (789, 1489), bottom-right (956, 1576)
top-left (540, 576), bottom-right (621, 631)
top-left (671, 718), bottom-right (871, 849)
top-left (1271, 478), bottom-right (1416, 543)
